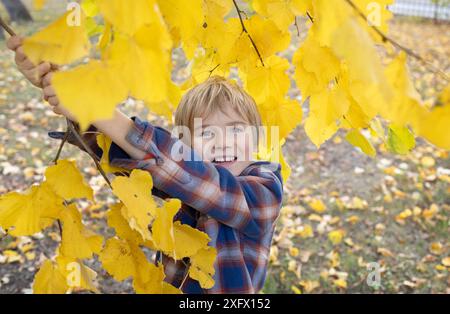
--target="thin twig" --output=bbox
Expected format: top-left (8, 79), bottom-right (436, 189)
top-left (178, 261), bottom-right (191, 290)
top-left (306, 11), bottom-right (314, 23)
top-left (344, 0), bottom-right (449, 82)
top-left (0, 15), bottom-right (15, 36)
top-left (1, 20), bottom-right (114, 189)
top-left (65, 118), bottom-right (113, 189)
top-left (232, 0), bottom-right (265, 67)
top-left (294, 17), bottom-right (300, 37)
top-left (209, 63), bottom-right (221, 77)
top-left (53, 127), bottom-right (70, 163)
top-left (57, 218), bottom-right (63, 239)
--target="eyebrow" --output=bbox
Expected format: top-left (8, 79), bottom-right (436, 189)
top-left (194, 120), bottom-right (248, 130)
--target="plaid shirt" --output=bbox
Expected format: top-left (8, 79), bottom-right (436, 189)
top-left (50, 116), bottom-right (284, 294)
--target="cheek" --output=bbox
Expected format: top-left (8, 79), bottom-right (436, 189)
top-left (234, 133), bottom-right (254, 160)
top-left (193, 137), bottom-right (214, 159)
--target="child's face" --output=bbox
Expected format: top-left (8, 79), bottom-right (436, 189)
top-left (191, 103), bottom-right (257, 176)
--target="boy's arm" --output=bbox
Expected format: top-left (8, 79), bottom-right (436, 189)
top-left (91, 109), bottom-right (148, 160)
top-left (47, 117), bottom-right (172, 201)
top-left (105, 115), bottom-right (284, 240)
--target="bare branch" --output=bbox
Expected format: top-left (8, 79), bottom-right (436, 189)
top-left (232, 0), bottom-right (265, 67)
top-left (344, 0), bottom-right (449, 82)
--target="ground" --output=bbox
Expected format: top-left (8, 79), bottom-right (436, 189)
top-left (0, 3), bottom-right (449, 294)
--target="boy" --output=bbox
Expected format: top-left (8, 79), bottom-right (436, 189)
top-left (7, 36), bottom-right (284, 294)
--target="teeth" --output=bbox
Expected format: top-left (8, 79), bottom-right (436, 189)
top-left (214, 156), bottom-right (235, 162)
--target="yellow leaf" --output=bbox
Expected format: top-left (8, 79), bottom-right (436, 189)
top-left (99, 238), bottom-right (145, 281)
top-left (298, 224), bottom-right (313, 238)
top-left (96, 134), bottom-right (131, 174)
top-left (252, 0), bottom-right (297, 31)
top-left (386, 124), bottom-right (415, 155)
top-left (289, 247), bottom-right (300, 257)
top-left (33, 260), bottom-right (68, 294)
top-left (81, 0), bottom-right (99, 17)
top-left (299, 280), bottom-right (320, 293)
top-left (241, 55), bottom-right (291, 104)
top-left (161, 282), bottom-right (183, 294)
top-left (290, 0), bottom-right (313, 16)
top-left (189, 246), bottom-right (217, 289)
top-left (152, 199), bottom-right (181, 259)
top-left (395, 208), bottom-right (412, 223)
top-left (59, 204), bottom-right (103, 259)
top-left (420, 156), bottom-right (435, 168)
top-left (0, 182), bottom-right (64, 236)
top-left (112, 169), bottom-right (158, 241)
top-left (156, 0), bottom-right (204, 59)
top-left (293, 35), bottom-right (341, 98)
top-left (382, 52), bottom-right (425, 126)
top-left (333, 278), bottom-right (347, 289)
top-left (258, 96), bottom-right (303, 141)
top-left (416, 103), bottom-right (450, 150)
top-left (429, 242), bottom-right (443, 255)
top-left (170, 221), bottom-right (211, 259)
top-left (55, 254), bottom-right (99, 293)
top-left (377, 247), bottom-right (394, 257)
top-left (133, 260), bottom-right (166, 294)
top-left (345, 129), bottom-right (376, 157)
top-left (106, 202), bottom-right (146, 245)
top-left (305, 87), bottom-right (350, 146)
top-left (52, 60), bottom-right (128, 131)
top-left (98, 0), bottom-right (157, 35)
top-left (105, 25), bottom-right (173, 109)
top-left (308, 199), bottom-right (326, 213)
top-left (422, 204), bottom-right (438, 219)
top-left (44, 159), bottom-right (93, 201)
top-left (328, 229), bottom-right (344, 245)
top-left (100, 237), bottom-right (169, 293)
top-left (23, 11), bottom-right (90, 65)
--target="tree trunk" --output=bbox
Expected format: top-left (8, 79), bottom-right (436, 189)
top-left (1, 0), bottom-right (33, 22)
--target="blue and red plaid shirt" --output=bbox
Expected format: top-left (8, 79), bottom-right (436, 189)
top-left (77, 116), bottom-right (284, 294)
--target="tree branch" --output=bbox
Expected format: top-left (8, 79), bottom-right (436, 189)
top-left (232, 0), bottom-right (265, 67)
top-left (53, 126), bottom-right (70, 163)
top-left (344, 0), bottom-right (449, 82)
top-left (0, 15), bottom-right (15, 36)
top-left (65, 118), bottom-right (113, 189)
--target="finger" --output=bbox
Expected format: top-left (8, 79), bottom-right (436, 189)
top-left (15, 47), bottom-right (28, 64)
top-left (37, 62), bottom-right (52, 78)
top-left (6, 35), bottom-right (23, 51)
top-left (53, 107), bottom-right (62, 115)
top-left (50, 63), bottom-right (60, 71)
top-left (23, 69), bottom-right (41, 87)
top-left (42, 72), bottom-right (53, 87)
top-left (43, 85), bottom-right (56, 98)
top-left (47, 96), bottom-right (60, 107)
top-left (17, 56), bottom-right (35, 71)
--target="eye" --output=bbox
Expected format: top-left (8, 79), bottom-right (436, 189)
top-left (201, 129), bottom-right (214, 138)
top-left (231, 125), bottom-right (244, 133)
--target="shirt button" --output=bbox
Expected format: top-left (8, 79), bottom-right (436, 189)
top-left (156, 158), bottom-right (165, 166)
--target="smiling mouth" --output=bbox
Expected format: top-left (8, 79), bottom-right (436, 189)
top-left (212, 156), bottom-right (238, 164)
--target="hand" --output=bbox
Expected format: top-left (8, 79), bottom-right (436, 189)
top-left (42, 72), bottom-right (77, 121)
top-left (6, 35), bottom-right (58, 88)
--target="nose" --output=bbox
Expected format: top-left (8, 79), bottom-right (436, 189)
top-left (212, 127), bottom-right (233, 153)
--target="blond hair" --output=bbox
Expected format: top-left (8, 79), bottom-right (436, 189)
top-left (174, 75), bottom-right (262, 144)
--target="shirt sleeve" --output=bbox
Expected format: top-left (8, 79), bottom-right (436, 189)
top-left (108, 116), bottom-right (284, 239)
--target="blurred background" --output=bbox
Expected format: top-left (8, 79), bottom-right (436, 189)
top-left (0, 0), bottom-right (449, 293)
